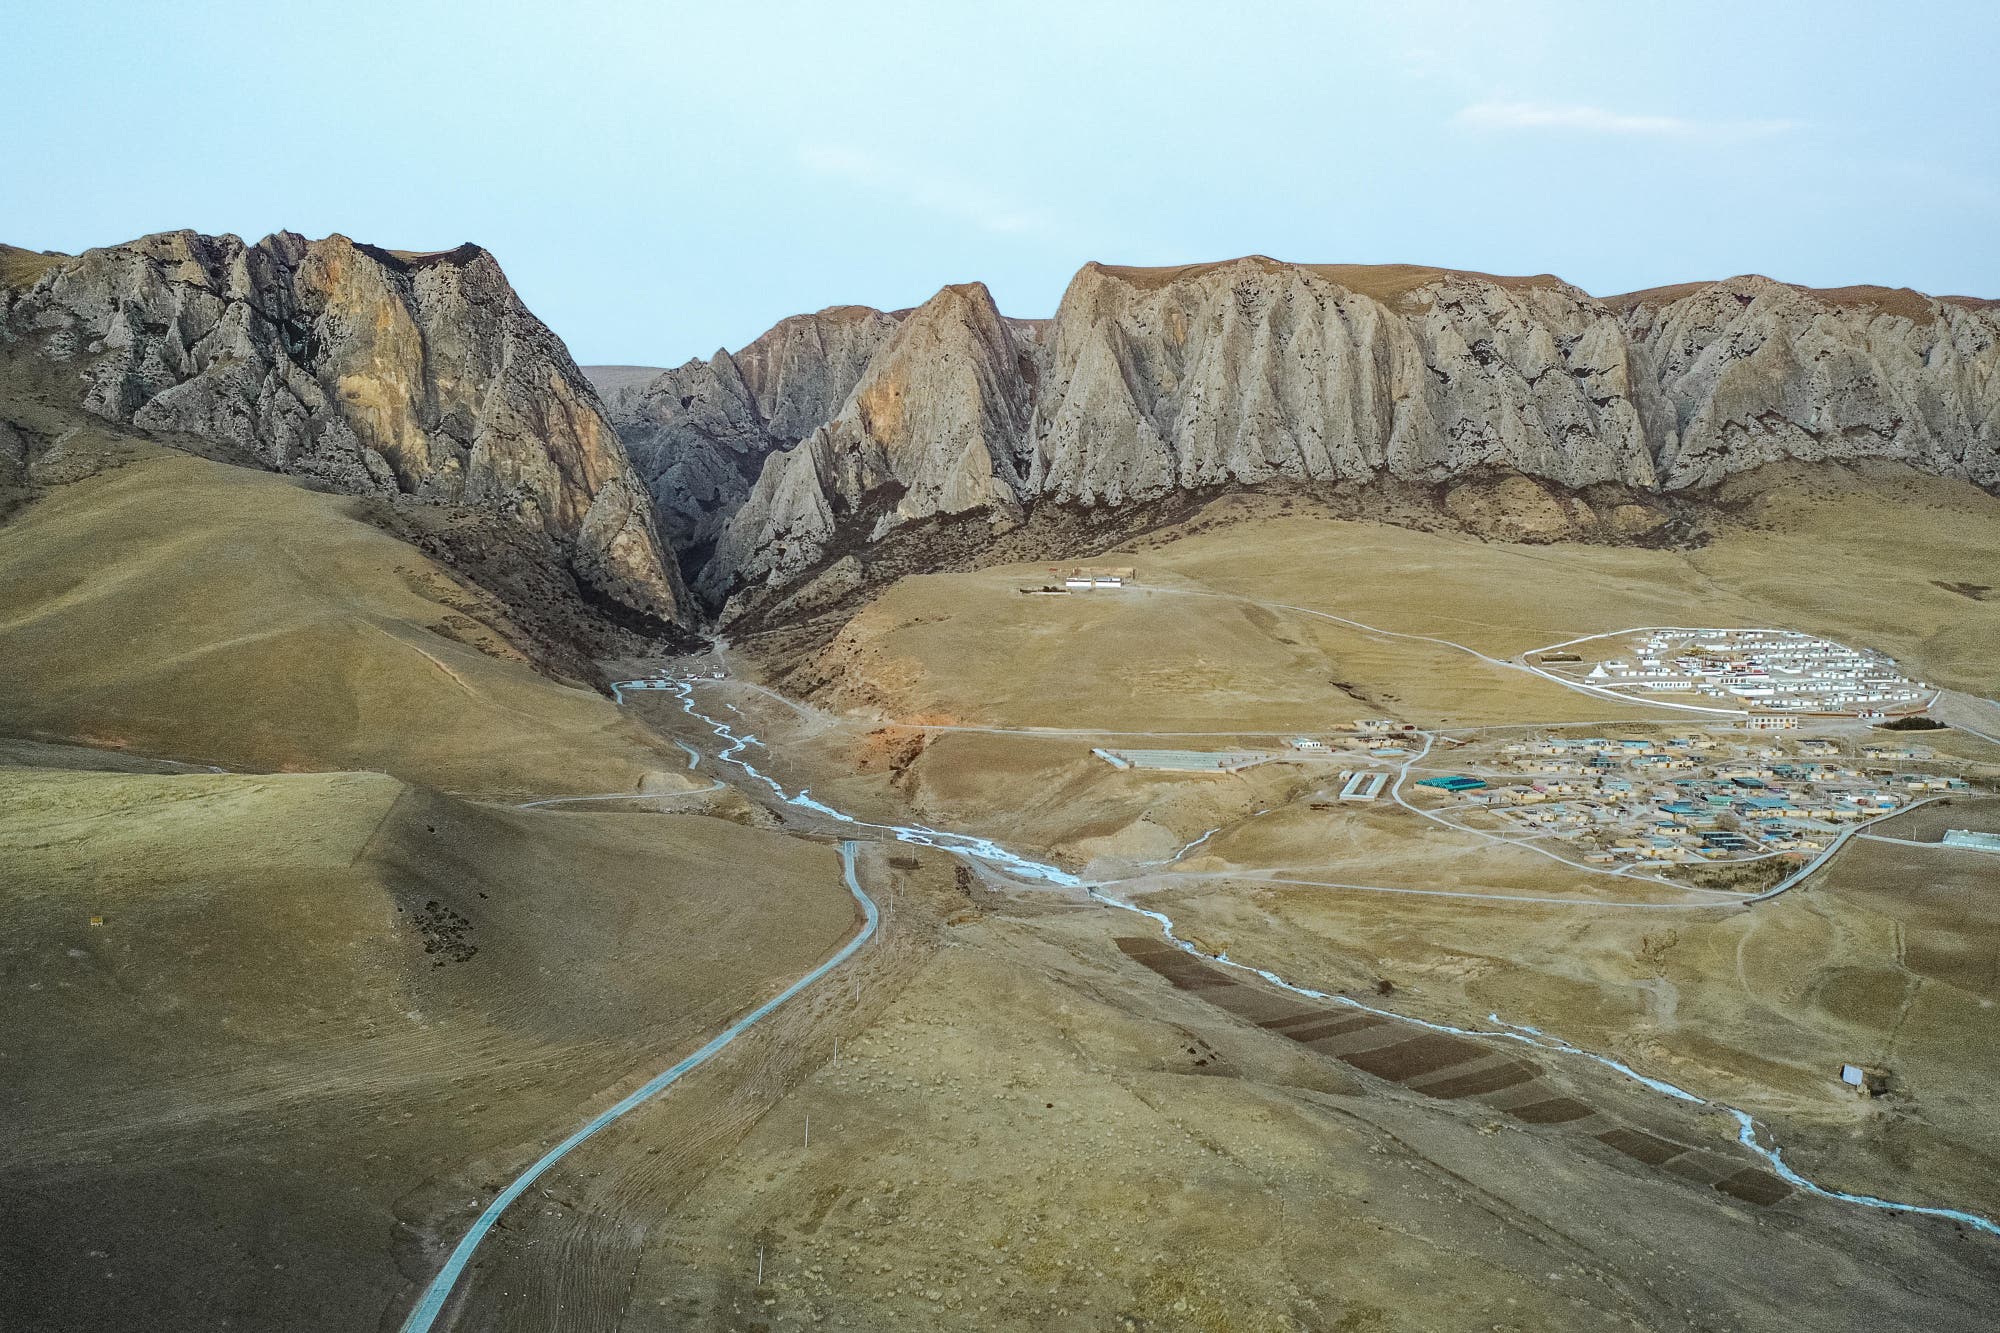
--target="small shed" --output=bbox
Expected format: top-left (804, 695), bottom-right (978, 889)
top-left (1838, 1063), bottom-right (1891, 1097)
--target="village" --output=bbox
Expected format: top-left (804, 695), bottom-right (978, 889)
top-left (1409, 731), bottom-right (1973, 867)
top-left (1093, 717), bottom-right (1980, 872)
top-left (1535, 627), bottom-right (1934, 718)
top-left (656, 585), bottom-right (1984, 877)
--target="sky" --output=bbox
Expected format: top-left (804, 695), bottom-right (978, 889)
top-left (8, 1), bottom-right (1998, 366)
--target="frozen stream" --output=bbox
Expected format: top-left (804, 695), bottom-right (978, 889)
top-left (636, 678), bottom-right (2000, 1240)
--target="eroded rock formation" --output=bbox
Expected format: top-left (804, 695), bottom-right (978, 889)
top-left (587, 305), bottom-right (902, 573)
top-left (634, 257), bottom-right (1996, 607)
top-left (1, 231), bottom-right (685, 623)
top-left (1026, 260), bottom-right (1661, 504)
top-left (708, 283), bottom-right (1034, 597)
top-left (1612, 276), bottom-right (2000, 488)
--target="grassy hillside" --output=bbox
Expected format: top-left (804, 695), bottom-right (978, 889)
top-left (0, 443), bottom-right (685, 795)
top-left (0, 764), bottom-right (859, 1331)
top-left (778, 463), bottom-right (1999, 732)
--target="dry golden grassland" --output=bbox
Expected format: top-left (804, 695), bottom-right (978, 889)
top-left (0, 446), bottom-right (686, 795)
top-left (0, 763), bottom-right (859, 1331)
top-left (791, 465), bottom-right (1999, 734)
top-left (583, 867), bottom-right (2000, 1333)
top-left (1137, 796), bottom-right (2000, 1216)
top-left (688, 463), bottom-right (2000, 1324)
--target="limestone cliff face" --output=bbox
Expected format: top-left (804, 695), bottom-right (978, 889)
top-left (1027, 258), bottom-right (1658, 505)
top-left (588, 306), bottom-right (901, 567)
top-left (1, 230), bottom-right (685, 622)
top-left (1612, 277), bottom-right (2000, 489)
top-left (693, 258), bottom-right (1999, 602)
top-left (735, 306), bottom-right (907, 443)
top-left (710, 283), bottom-right (1033, 594)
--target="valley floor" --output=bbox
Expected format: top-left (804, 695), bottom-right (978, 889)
top-left (4, 459), bottom-right (1998, 1332)
top-left (475, 666), bottom-right (1998, 1333)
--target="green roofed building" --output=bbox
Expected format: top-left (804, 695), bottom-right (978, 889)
top-left (1417, 775), bottom-right (1488, 792)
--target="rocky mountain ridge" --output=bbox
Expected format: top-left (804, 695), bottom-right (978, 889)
top-left (595, 257), bottom-right (1999, 614)
top-left (587, 304), bottom-right (905, 575)
top-left (2, 230), bottom-right (687, 625)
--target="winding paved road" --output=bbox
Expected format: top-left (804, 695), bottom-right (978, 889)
top-left (398, 841), bottom-right (880, 1333)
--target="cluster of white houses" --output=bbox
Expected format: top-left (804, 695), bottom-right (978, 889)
top-left (1424, 733), bottom-right (1970, 865)
top-left (1573, 629), bottom-right (1930, 717)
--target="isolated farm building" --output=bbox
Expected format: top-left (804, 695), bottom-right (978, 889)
top-left (1838, 1064), bottom-right (1891, 1096)
top-left (1099, 748), bottom-right (1272, 773)
top-left (1051, 565), bottom-right (1135, 589)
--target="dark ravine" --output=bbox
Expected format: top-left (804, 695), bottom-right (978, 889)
top-left (354, 492), bottom-right (705, 691)
top-left (591, 258), bottom-right (2000, 619)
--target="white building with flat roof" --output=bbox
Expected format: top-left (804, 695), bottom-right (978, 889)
top-left (1338, 770), bottom-right (1387, 802)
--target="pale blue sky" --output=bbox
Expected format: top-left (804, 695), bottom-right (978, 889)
top-left (9, 1), bottom-right (1996, 365)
